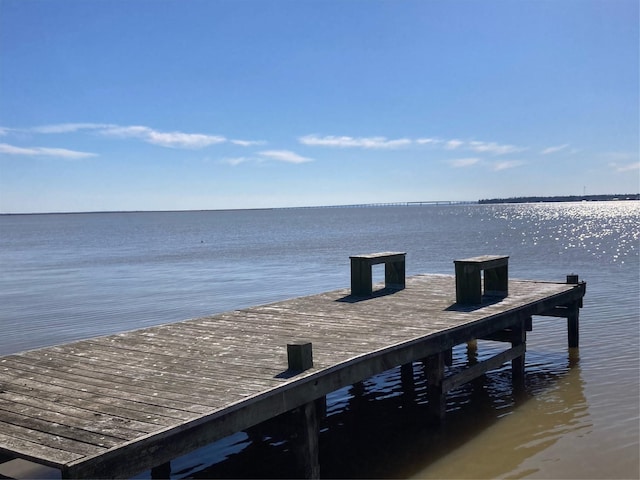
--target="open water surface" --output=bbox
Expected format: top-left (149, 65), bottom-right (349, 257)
top-left (0, 202), bottom-right (638, 479)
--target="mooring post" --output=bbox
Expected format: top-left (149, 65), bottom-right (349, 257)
top-left (425, 351), bottom-right (447, 424)
top-left (285, 342), bottom-right (320, 478)
top-left (287, 342), bottom-right (313, 372)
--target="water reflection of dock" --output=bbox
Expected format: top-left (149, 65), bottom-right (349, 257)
top-left (0, 254), bottom-right (585, 479)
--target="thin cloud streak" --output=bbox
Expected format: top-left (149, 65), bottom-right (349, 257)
top-left (100, 125), bottom-right (226, 149)
top-left (300, 134), bottom-right (527, 156)
top-left (541, 144), bottom-right (570, 155)
top-left (27, 123), bottom-right (230, 149)
top-left (31, 123), bottom-right (111, 134)
top-left (221, 157), bottom-right (252, 166)
top-left (491, 160), bottom-right (525, 171)
top-left (610, 162), bottom-right (640, 172)
top-left (450, 157), bottom-right (480, 168)
top-left (444, 139), bottom-right (464, 150)
top-left (231, 139), bottom-right (266, 147)
top-left (468, 141), bottom-right (525, 155)
top-left (0, 142), bottom-right (97, 159)
top-left (299, 135), bottom-right (411, 149)
top-left (416, 138), bottom-right (442, 145)
top-left (258, 150), bottom-right (313, 164)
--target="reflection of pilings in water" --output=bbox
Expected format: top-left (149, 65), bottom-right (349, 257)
top-left (467, 339), bottom-right (478, 365)
top-left (185, 348), bottom-right (589, 480)
top-left (407, 343), bottom-right (589, 478)
top-left (568, 347), bottom-right (580, 367)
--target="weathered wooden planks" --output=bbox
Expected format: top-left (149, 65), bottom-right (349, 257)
top-left (0, 274), bottom-right (586, 478)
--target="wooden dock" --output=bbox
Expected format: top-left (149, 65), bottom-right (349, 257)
top-left (0, 255), bottom-right (586, 479)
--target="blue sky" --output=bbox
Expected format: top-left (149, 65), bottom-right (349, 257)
top-left (1, 0), bottom-right (638, 213)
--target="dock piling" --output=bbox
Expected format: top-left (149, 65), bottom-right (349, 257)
top-left (292, 400), bottom-right (320, 479)
top-left (425, 352), bottom-right (447, 424)
top-left (511, 319), bottom-right (527, 389)
top-left (567, 303), bottom-right (580, 348)
top-left (566, 275), bottom-right (581, 348)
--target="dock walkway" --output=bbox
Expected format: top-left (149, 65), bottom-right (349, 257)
top-left (0, 265), bottom-right (585, 478)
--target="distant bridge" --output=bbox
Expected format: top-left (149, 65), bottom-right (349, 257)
top-left (293, 200), bottom-right (477, 209)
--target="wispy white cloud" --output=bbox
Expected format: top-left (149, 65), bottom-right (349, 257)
top-left (300, 134), bottom-right (528, 157)
top-left (222, 151), bottom-right (312, 166)
top-left (610, 161), bottom-right (640, 172)
top-left (27, 123), bottom-right (229, 149)
top-left (221, 156), bottom-right (252, 166)
top-left (444, 139), bottom-right (464, 150)
top-left (442, 138), bottom-right (526, 154)
top-left (416, 137), bottom-right (442, 145)
top-left (30, 123), bottom-right (110, 134)
top-left (100, 125), bottom-right (226, 149)
top-left (299, 135), bottom-right (411, 149)
top-left (449, 157), bottom-right (480, 168)
top-left (258, 150), bottom-right (313, 164)
top-left (231, 139), bottom-right (266, 147)
top-left (603, 151), bottom-right (638, 162)
top-left (541, 144), bottom-right (570, 155)
top-left (0, 142), bottom-right (97, 159)
top-left (468, 141), bottom-right (525, 155)
top-left (491, 160), bottom-right (525, 171)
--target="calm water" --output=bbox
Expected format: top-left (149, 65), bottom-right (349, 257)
top-left (0, 202), bottom-right (638, 479)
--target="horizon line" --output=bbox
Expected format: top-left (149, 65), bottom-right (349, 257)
top-left (2, 194), bottom-right (638, 216)
top-left (1, 200), bottom-right (478, 216)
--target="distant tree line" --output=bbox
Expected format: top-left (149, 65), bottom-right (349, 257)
top-left (478, 194), bottom-right (640, 204)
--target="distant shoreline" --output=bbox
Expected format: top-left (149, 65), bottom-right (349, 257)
top-left (479, 194), bottom-right (639, 204)
top-left (1, 195), bottom-right (638, 215)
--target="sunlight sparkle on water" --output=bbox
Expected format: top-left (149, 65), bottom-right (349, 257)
top-left (496, 202), bottom-right (639, 264)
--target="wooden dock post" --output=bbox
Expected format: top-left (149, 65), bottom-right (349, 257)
top-left (566, 275), bottom-right (580, 349)
top-left (292, 400), bottom-right (321, 479)
top-left (425, 351), bottom-right (447, 424)
top-left (511, 319), bottom-right (527, 390)
top-left (285, 342), bottom-right (320, 478)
